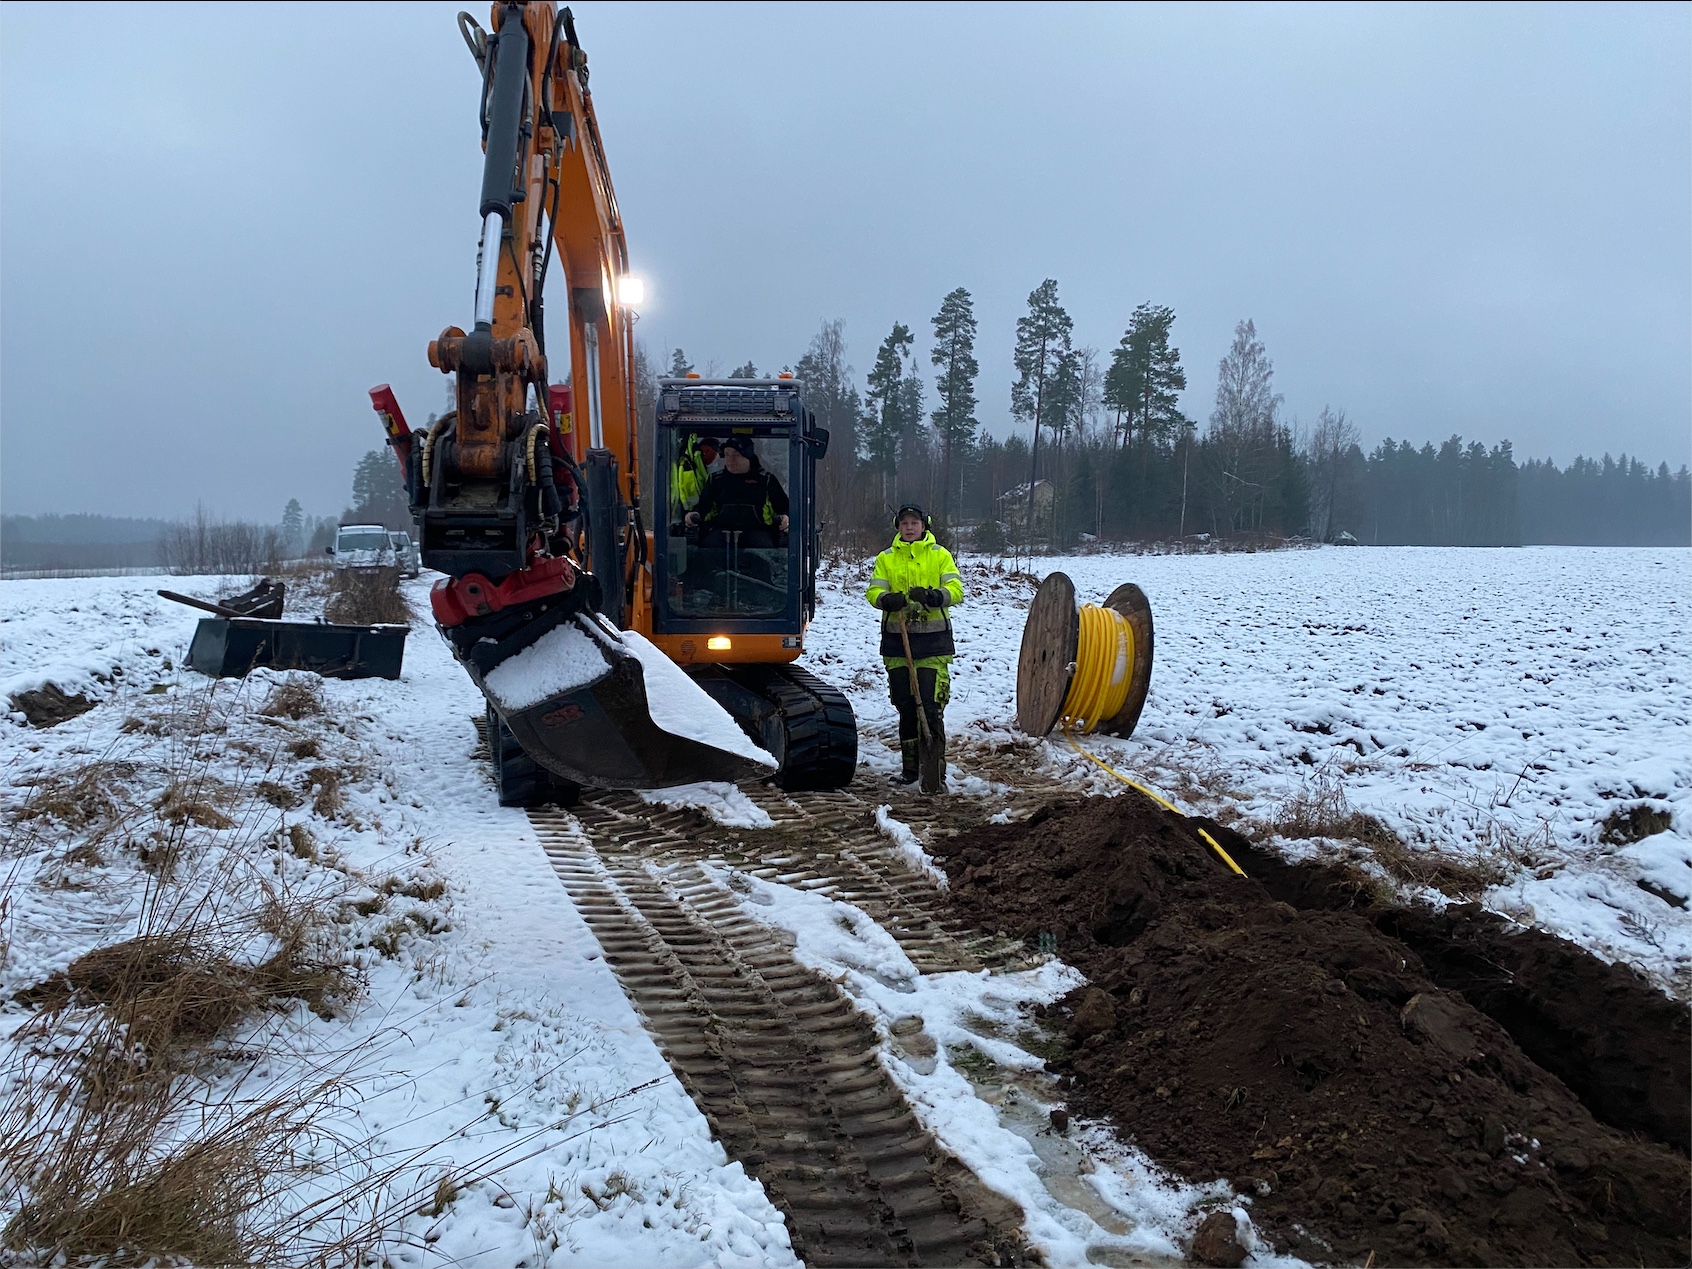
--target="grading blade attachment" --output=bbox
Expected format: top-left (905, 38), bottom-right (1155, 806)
top-left (471, 610), bottom-right (776, 790)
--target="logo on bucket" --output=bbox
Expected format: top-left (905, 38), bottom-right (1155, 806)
top-left (541, 702), bottom-right (585, 727)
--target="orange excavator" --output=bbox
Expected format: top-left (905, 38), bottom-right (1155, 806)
top-left (368, 3), bottom-right (855, 805)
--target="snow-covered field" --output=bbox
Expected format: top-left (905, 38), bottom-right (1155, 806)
top-left (2, 543), bottom-right (1686, 1263)
top-left (1, 577), bottom-right (792, 1266)
top-left (811, 545), bottom-right (1692, 992)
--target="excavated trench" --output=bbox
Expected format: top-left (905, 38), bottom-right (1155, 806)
top-left (515, 721), bottom-right (1687, 1267)
top-left (934, 794), bottom-right (1691, 1268)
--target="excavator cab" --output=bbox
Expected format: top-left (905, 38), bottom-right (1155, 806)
top-left (648, 379), bottom-right (857, 792)
top-left (653, 379), bottom-right (822, 642)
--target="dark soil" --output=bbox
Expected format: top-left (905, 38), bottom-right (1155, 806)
top-left (933, 795), bottom-right (1691, 1267)
top-left (10, 683), bottom-right (95, 728)
top-left (1200, 817), bottom-right (1692, 1155)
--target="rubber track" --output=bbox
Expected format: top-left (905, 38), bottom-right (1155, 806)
top-left (725, 662), bottom-right (858, 793)
top-left (532, 814), bottom-right (1015, 1266)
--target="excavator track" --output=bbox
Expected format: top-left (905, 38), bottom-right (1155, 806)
top-left (519, 734), bottom-right (1089, 1265)
top-left (531, 809), bottom-right (1026, 1266)
top-left (691, 662), bottom-right (860, 793)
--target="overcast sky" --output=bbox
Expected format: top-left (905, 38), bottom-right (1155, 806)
top-left (3, 1), bottom-right (1687, 520)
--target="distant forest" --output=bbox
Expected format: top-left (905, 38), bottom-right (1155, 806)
top-left (5, 288), bottom-right (1687, 571)
top-left (640, 290), bottom-right (1686, 551)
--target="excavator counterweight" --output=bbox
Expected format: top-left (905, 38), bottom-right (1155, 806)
top-left (370, 3), bottom-right (854, 802)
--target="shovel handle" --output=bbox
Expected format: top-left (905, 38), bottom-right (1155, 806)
top-left (897, 609), bottom-right (933, 743)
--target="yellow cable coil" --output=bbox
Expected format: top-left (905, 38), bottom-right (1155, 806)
top-left (1051, 595), bottom-right (1246, 877)
top-left (1059, 604), bottom-right (1135, 733)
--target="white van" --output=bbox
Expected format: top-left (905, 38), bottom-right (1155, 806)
top-left (388, 530), bottom-right (422, 578)
top-left (328, 524), bottom-right (395, 572)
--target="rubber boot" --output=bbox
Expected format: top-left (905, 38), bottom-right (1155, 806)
top-left (898, 738), bottom-right (920, 784)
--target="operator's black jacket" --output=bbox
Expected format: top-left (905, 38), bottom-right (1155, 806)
top-left (693, 464), bottom-right (789, 534)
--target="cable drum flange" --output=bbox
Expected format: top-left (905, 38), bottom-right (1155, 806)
top-left (1014, 571), bottom-right (1154, 740)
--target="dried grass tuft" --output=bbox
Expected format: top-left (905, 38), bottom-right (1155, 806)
top-left (11, 761), bottom-right (136, 833)
top-left (304, 767), bottom-right (343, 818)
top-left (1272, 773), bottom-right (1511, 899)
top-left (260, 678), bottom-right (325, 721)
top-left (154, 782), bottom-right (235, 830)
top-left (324, 567), bottom-right (410, 627)
top-left (0, 879), bottom-right (356, 1263)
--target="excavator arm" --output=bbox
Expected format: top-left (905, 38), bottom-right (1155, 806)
top-left (371, 3), bottom-right (772, 793)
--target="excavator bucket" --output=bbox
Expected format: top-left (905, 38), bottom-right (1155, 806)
top-left (471, 611), bottom-right (776, 790)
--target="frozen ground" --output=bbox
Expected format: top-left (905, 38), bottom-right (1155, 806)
top-left (2, 544), bottom-right (1686, 1263)
top-left (811, 544), bottom-right (1692, 994)
top-left (1, 576), bottom-right (793, 1266)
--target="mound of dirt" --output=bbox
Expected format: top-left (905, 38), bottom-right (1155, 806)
top-left (934, 795), bottom-right (1689, 1267)
top-left (1202, 818), bottom-right (1692, 1155)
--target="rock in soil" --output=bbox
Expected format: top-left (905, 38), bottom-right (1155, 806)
top-left (933, 794), bottom-right (1690, 1267)
top-left (1190, 1209), bottom-right (1247, 1267)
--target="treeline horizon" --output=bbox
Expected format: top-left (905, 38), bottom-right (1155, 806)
top-left (639, 290), bottom-right (1687, 551)
top-left (5, 287), bottom-right (1687, 570)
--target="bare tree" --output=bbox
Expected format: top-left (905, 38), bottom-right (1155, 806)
top-left (1205, 319), bottom-right (1284, 534)
top-left (1305, 405), bottom-right (1363, 541)
top-left (1076, 346), bottom-right (1104, 442)
top-left (160, 505), bottom-right (283, 576)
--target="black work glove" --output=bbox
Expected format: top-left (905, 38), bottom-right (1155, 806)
top-left (910, 586), bottom-right (946, 608)
top-left (875, 591), bottom-right (908, 612)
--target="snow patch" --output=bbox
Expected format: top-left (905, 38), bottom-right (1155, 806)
top-left (482, 618), bottom-right (611, 710)
top-left (621, 630), bottom-right (777, 767)
top-left (640, 781), bottom-right (776, 828)
top-left (874, 804), bottom-right (948, 889)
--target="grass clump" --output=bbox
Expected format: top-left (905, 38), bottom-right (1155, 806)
top-left (324, 567), bottom-right (410, 627)
top-left (1272, 773), bottom-right (1511, 899)
top-left (260, 677), bottom-right (325, 721)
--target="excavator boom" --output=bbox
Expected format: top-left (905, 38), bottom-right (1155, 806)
top-left (370, 2), bottom-right (774, 794)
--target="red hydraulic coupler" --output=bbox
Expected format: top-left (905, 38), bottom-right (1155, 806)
top-left (368, 385), bottom-right (414, 478)
top-left (430, 556), bottom-right (577, 627)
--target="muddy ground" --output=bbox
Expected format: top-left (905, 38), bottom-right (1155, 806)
top-left (932, 795), bottom-right (1690, 1267)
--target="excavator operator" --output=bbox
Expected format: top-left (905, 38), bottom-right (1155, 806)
top-left (864, 505), bottom-right (964, 785)
top-left (684, 435), bottom-right (790, 546)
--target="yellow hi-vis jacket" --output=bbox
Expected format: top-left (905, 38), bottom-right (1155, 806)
top-left (672, 438), bottom-right (711, 513)
top-left (864, 531), bottom-right (964, 659)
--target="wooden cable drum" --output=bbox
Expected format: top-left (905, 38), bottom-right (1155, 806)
top-left (1015, 572), bottom-right (1155, 739)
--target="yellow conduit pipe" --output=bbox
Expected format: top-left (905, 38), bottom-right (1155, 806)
top-left (1058, 604), bottom-right (1135, 732)
top-left (1060, 726), bottom-right (1247, 878)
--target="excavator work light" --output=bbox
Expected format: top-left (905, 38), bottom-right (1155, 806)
top-left (617, 275), bottom-right (645, 306)
top-left (707, 636), bottom-right (732, 651)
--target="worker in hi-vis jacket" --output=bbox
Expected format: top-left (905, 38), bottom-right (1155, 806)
top-left (864, 504), bottom-right (965, 786)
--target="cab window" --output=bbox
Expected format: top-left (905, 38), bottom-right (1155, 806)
top-left (662, 428), bottom-right (792, 620)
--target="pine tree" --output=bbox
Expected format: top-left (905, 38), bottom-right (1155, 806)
top-left (349, 451), bottom-right (410, 529)
top-left (929, 287), bottom-right (979, 527)
top-left (1105, 303), bottom-right (1185, 450)
top-left (668, 348), bottom-right (694, 378)
top-left (863, 322), bottom-right (915, 507)
top-left (279, 499), bottom-right (304, 556)
top-left (1010, 279), bottom-right (1072, 553)
top-left (730, 360), bottom-right (758, 379)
